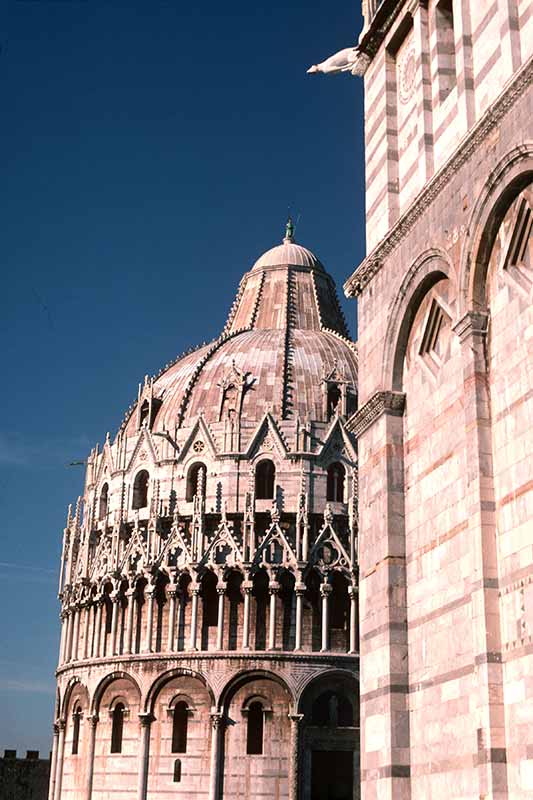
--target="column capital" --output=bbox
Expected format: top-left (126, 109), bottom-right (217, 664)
top-left (210, 711), bottom-right (225, 730)
top-left (57, 718), bottom-right (66, 732)
top-left (138, 712), bottom-right (154, 727)
top-left (216, 583), bottom-right (227, 596)
top-left (241, 581), bottom-right (253, 594)
top-left (348, 584), bottom-right (359, 599)
top-left (320, 582), bottom-right (333, 597)
top-left (453, 311), bottom-right (489, 342)
top-left (269, 581), bottom-right (280, 594)
top-left (86, 714), bottom-right (99, 729)
top-left (190, 584), bottom-right (201, 596)
top-left (295, 582), bottom-right (306, 595)
top-left (288, 712), bottom-right (304, 724)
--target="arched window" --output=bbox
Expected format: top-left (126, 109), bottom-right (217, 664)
top-left (311, 691), bottom-right (354, 728)
top-left (186, 463), bottom-right (206, 502)
top-left (327, 385), bottom-right (342, 420)
top-left (173, 758), bottom-right (182, 782)
top-left (171, 701), bottom-right (188, 753)
top-left (326, 462), bottom-right (345, 502)
top-left (110, 702), bottom-right (125, 753)
top-left (255, 460), bottom-right (275, 500)
top-left (132, 470), bottom-right (149, 509)
top-left (71, 705), bottom-right (82, 755)
top-left (98, 483), bottom-right (109, 521)
top-left (246, 702), bottom-right (264, 755)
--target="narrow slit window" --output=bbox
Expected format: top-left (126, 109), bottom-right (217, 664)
top-left (246, 702), bottom-right (264, 755)
top-left (173, 758), bottom-right (182, 782)
top-left (172, 702), bottom-right (188, 753)
top-left (71, 705), bottom-right (82, 755)
top-left (110, 703), bottom-right (125, 753)
top-left (99, 483), bottom-right (109, 521)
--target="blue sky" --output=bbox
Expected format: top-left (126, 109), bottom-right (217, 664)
top-left (1, 0), bottom-right (365, 753)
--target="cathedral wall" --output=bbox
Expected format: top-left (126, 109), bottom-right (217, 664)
top-left (221, 677), bottom-right (291, 800)
top-left (147, 676), bottom-right (211, 799)
top-left (350, 48), bottom-right (533, 797)
top-left (486, 188), bottom-right (533, 798)
top-left (92, 677), bottom-right (141, 800)
top-left (401, 276), bottom-right (479, 798)
top-left (362, 0), bottom-right (531, 252)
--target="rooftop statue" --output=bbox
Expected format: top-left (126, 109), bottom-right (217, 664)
top-left (307, 46), bottom-right (369, 76)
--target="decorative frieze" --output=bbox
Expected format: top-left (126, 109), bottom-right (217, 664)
top-left (347, 390), bottom-right (406, 437)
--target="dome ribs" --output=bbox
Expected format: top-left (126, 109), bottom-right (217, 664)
top-left (311, 269), bottom-right (325, 329)
top-left (175, 327), bottom-right (252, 428)
top-left (281, 269), bottom-right (296, 419)
top-left (222, 276), bottom-right (246, 335)
top-left (248, 269), bottom-right (265, 329)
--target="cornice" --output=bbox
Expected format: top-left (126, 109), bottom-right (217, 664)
top-left (347, 390), bottom-right (406, 438)
top-left (344, 55), bottom-right (533, 298)
top-left (359, 1), bottom-right (405, 60)
top-left (56, 649), bottom-right (360, 678)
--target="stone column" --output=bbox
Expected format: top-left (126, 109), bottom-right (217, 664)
top-left (110, 593), bottom-right (121, 655)
top-left (144, 587), bottom-right (155, 653)
top-left (294, 584), bottom-right (305, 651)
top-left (47, 722), bottom-right (60, 800)
top-left (73, 605), bottom-right (82, 660)
top-left (167, 586), bottom-right (178, 652)
top-left (242, 582), bottom-right (252, 650)
top-left (268, 582), bottom-right (279, 650)
top-left (137, 713), bottom-right (153, 800)
top-left (65, 609), bottom-right (74, 662)
top-left (454, 312), bottom-right (508, 796)
top-left (125, 589), bottom-right (135, 654)
top-left (94, 598), bottom-right (103, 658)
top-left (84, 714), bottom-right (98, 800)
top-left (348, 584), bottom-right (358, 654)
top-left (320, 582), bottom-right (332, 652)
top-left (53, 719), bottom-right (66, 800)
top-left (216, 583), bottom-right (226, 650)
top-left (208, 712), bottom-right (224, 800)
top-left (189, 585), bottom-right (200, 650)
top-left (288, 713), bottom-right (303, 800)
top-left (349, 390), bottom-right (410, 800)
top-left (59, 612), bottom-right (68, 665)
top-left (82, 603), bottom-right (91, 660)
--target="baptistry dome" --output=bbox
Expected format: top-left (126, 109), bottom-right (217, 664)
top-left (122, 227), bottom-right (357, 436)
top-left (55, 222), bottom-right (360, 800)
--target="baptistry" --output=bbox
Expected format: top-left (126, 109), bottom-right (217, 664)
top-left (50, 222), bottom-right (360, 800)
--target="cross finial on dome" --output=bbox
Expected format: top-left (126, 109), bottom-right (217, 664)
top-left (284, 215), bottom-right (295, 243)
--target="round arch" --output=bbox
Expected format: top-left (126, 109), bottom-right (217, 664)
top-left (91, 670), bottom-right (141, 715)
top-left (60, 676), bottom-right (90, 718)
top-left (218, 668), bottom-right (294, 713)
top-left (296, 667), bottom-right (360, 713)
top-left (459, 143), bottom-right (533, 313)
top-left (144, 667), bottom-right (215, 715)
top-left (382, 248), bottom-right (453, 391)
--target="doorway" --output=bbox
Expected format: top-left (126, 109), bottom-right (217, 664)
top-left (311, 750), bottom-right (354, 800)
